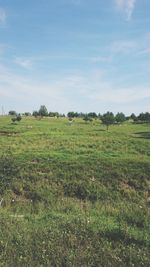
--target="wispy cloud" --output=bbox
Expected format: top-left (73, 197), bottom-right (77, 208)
top-left (89, 86), bottom-right (150, 104)
top-left (115, 0), bottom-right (136, 20)
top-left (13, 53), bottom-right (111, 68)
top-left (0, 63), bottom-right (150, 114)
top-left (109, 33), bottom-right (150, 58)
top-left (111, 40), bottom-right (137, 53)
top-left (14, 57), bottom-right (33, 70)
top-left (0, 8), bottom-right (6, 26)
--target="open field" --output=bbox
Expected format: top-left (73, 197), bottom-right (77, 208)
top-left (0, 116), bottom-right (150, 266)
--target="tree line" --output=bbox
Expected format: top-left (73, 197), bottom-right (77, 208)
top-left (8, 105), bottom-right (150, 129)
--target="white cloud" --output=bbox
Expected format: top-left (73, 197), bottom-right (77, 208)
top-left (0, 63), bottom-right (149, 114)
top-left (0, 8), bottom-right (6, 25)
top-left (109, 33), bottom-right (150, 58)
top-left (0, 64), bottom-right (72, 112)
top-left (89, 87), bottom-right (150, 104)
top-left (115, 0), bottom-right (136, 20)
top-left (14, 57), bottom-right (33, 70)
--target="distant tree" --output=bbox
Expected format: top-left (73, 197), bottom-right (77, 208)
top-left (137, 113), bottom-right (144, 121)
top-left (98, 113), bottom-right (102, 120)
top-left (68, 112), bottom-right (74, 118)
top-left (67, 112), bottom-right (80, 118)
top-left (49, 112), bottom-right (55, 117)
top-left (54, 112), bottom-right (59, 118)
top-left (138, 112), bottom-right (150, 123)
top-left (9, 110), bottom-right (17, 116)
top-left (38, 105), bottom-right (48, 117)
top-left (49, 112), bottom-right (60, 118)
top-left (83, 115), bottom-right (92, 123)
top-left (87, 112), bottom-right (97, 119)
top-left (78, 112), bottom-right (86, 118)
top-left (125, 116), bottom-right (130, 121)
top-left (67, 112), bottom-right (72, 118)
top-left (101, 112), bottom-right (115, 130)
top-left (144, 112), bottom-right (150, 122)
top-left (32, 111), bottom-right (39, 118)
top-left (130, 113), bottom-right (137, 122)
top-left (24, 112), bottom-right (31, 116)
top-left (115, 112), bottom-right (126, 124)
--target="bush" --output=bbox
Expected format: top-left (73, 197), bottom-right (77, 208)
top-left (11, 114), bottom-right (22, 123)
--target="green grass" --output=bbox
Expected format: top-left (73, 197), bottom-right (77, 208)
top-left (0, 116), bottom-right (150, 266)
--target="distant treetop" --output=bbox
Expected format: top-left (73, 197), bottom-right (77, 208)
top-left (9, 110), bottom-right (17, 116)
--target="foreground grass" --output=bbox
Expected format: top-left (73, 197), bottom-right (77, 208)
top-left (0, 116), bottom-right (150, 266)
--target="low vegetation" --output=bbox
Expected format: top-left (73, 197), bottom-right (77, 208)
top-left (0, 114), bottom-right (150, 266)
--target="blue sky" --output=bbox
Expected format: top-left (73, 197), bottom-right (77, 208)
top-left (0, 0), bottom-right (150, 114)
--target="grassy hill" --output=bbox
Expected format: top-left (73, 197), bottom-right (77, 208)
top-left (0, 116), bottom-right (150, 266)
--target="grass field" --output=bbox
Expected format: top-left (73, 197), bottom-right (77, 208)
top-left (0, 115), bottom-right (150, 266)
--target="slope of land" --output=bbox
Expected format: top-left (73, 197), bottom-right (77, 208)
top-left (0, 116), bottom-right (150, 266)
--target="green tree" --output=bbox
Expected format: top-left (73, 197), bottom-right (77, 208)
top-left (24, 112), bottom-right (31, 116)
top-left (87, 112), bottom-right (97, 119)
top-left (130, 113), bottom-right (137, 122)
top-left (11, 114), bottom-right (22, 123)
top-left (83, 114), bottom-right (92, 123)
top-left (32, 111), bottom-right (39, 117)
top-left (101, 112), bottom-right (115, 130)
top-left (115, 112), bottom-right (126, 124)
top-left (67, 112), bottom-right (79, 118)
top-left (138, 112), bottom-right (150, 123)
top-left (38, 105), bottom-right (48, 117)
top-left (9, 110), bottom-right (17, 116)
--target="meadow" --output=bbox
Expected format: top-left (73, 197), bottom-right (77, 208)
top-left (0, 115), bottom-right (150, 267)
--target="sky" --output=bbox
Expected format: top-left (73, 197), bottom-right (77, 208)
top-left (0, 0), bottom-right (150, 115)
